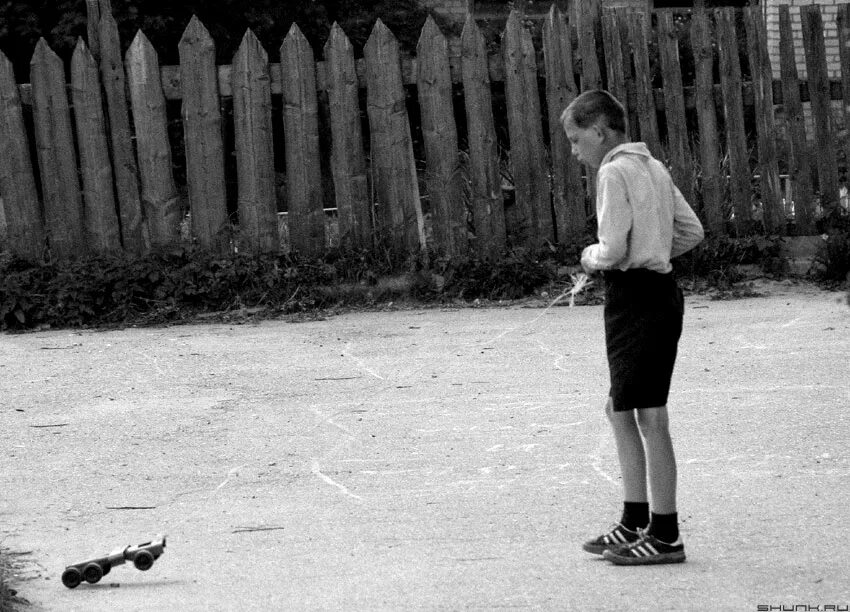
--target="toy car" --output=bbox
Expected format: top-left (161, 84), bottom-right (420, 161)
top-left (61, 535), bottom-right (166, 589)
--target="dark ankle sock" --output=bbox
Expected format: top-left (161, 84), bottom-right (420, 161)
top-left (647, 512), bottom-right (679, 543)
top-left (620, 502), bottom-right (650, 531)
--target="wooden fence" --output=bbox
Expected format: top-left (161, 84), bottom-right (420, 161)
top-left (1, 1), bottom-right (849, 263)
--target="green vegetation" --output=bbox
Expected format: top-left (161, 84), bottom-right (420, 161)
top-left (3, 231), bottom-right (842, 332)
top-left (0, 548), bottom-right (27, 612)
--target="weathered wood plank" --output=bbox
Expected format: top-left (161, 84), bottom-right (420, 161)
top-left (85, 0), bottom-right (101, 63)
top-left (0, 50), bottom-right (44, 260)
top-left (417, 16), bottom-right (467, 258)
top-left (363, 19), bottom-right (424, 255)
top-left (601, 8), bottom-right (628, 107)
top-left (801, 4), bottom-right (840, 216)
top-left (125, 31), bottom-right (182, 250)
top-left (543, 4), bottom-right (585, 247)
top-left (99, 10), bottom-right (148, 254)
top-left (616, 8), bottom-right (639, 139)
top-left (71, 38), bottom-right (122, 252)
top-left (179, 17), bottom-right (230, 255)
top-left (716, 7), bottom-right (751, 234)
top-left (503, 10), bottom-right (553, 247)
top-left (281, 25), bottom-right (325, 258)
top-left (576, 0), bottom-right (603, 90)
top-left (838, 4), bottom-right (850, 194)
top-left (30, 39), bottom-right (87, 260)
top-left (628, 10), bottom-right (661, 157)
top-left (779, 5), bottom-right (814, 233)
top-left (460, 15), bottom-right (506, 258)
top-left (281, 24), bottom-right (325, 257)
top-left (657, 11), bottom-right (694, 207)
top-left (690, 7), bottom-right (723, 234)
top-left (744, 6), bottom-right (783, 235)
top-left (232, 29), bottom-right (279, 255)
top-left (324, 23), bottom-right (371, 250)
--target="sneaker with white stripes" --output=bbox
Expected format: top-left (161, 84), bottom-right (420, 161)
top-left (602, 529), bottom-right (686, 565)
top-left (582, 523), bottom-right (641, 555)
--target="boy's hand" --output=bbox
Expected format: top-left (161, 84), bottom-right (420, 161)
top-left (580, 246), bottom-right (597, 275)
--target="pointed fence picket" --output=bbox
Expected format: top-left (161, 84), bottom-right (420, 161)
top-left (99, 9), bottom-right (147, 254)
top-left (30, 39), bottom-right (87, 260)
top-left (1, 2), bottom-right (849, 264)
top-left (543, 5), bottom-right (585, 246)
top-left (838, 5), bottom-right (850, 192)
top-left (690, 8), bottom-right (724, 235)
top-left (716, 8), bottom-right (752, 235)
top-left (179, 17), bottom-right (230, 255)
top-left (744, 6), bottom-right (783, 235)
top-left (417, 16), bottom-right (467, 259)
top-left (460, 15), bottom-right (506, 259)
top-left (503, 11), bottom-right (553, 247)
top-left (71, 38), bottom-right (122, 253)
top-left (779, 6), bottom-right (815, 235)
top-left (627, 11), bottom-right (661, 158)
top-left (125, 31), bottom-right (182, 250)
top-left (657, 11), bottom-right (694, 207)
top-left (232, 29), bottom-right (279, 255)
top-left (364, 19), bottom-right (424, 256)
top-left (323, 24), bottom-right (371, 250)
top-left (281, 24), bottom-right (325, 258)
top-left (0, 51), bottom-right (43, 261)
top-left (801, 5), bottom-right (840, 217)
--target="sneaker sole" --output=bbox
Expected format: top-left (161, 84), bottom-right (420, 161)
top-left (603, 550), bottom-right (686, 565)
top-left (582, 543), bottom-right (608, 555)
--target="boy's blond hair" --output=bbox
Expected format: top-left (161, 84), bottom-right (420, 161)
top-left (560, 90), bottom-right (627, 134)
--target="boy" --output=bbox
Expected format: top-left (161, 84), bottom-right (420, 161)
top-left (560, 90), bottom-right (704, 565)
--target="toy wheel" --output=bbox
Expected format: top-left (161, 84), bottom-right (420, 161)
top-left (61, 567), bottom-right (82, 589)
top-left (133, 550), bottom-right (154, 571)
top-left (83, 563), bottom-right (103, 584)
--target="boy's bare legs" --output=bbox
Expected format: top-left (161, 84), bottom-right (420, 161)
top-left (602, 404), bottom-right (686, 563)
top-left (581, 398), bottom-right (649, 555)
top-left (605, 398), bottom-right (648, 503)
top-left (635, 406), bottom-right (677, 514)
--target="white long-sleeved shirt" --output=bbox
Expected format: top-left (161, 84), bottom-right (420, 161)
top-left (581, 142), bottom-right (704, 274)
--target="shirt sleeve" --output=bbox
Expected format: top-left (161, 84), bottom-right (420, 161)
top-left (581, 167), bottom-right (632, 271)
top-left (670, 183), bottom-right (705, 258)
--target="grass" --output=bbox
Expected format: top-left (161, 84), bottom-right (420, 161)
top-left (0, 547), bottom-right (27, 612)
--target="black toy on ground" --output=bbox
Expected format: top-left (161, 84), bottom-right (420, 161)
top-left (61, 535), bottom-right (166, 589)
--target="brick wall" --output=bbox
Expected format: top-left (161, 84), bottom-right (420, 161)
top-left (764, 0), bottom-right (842, 79)
top-left (764, 0), bottom-right (845, 138)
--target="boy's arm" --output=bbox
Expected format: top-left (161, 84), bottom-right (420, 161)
top-left (670, 184), bottom-right (704, 258)
top-left (581, 168), bottom-right (631, 271)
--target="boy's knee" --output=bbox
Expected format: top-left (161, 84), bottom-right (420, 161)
top-left (635, 406), bottom-right (670, 434)
top-left (604, 397), bottom-right (616, 421)
top-left (605, 398), bottom-right (639, 429)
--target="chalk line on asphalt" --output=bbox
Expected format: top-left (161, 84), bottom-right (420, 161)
top-left (309, 406), bottom-right (355, 437)
top-left (215, 464), bottom-right (248, 492)
top-left (588, 429), bottom-right (618, 488)
top-left (343, 341), bottom-right (384, 380)
top-left (311, 459), bottom-right (363, 500)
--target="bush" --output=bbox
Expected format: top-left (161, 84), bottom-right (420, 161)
top-left (0, 248), bottom-right (336, 330)
top-left (0, 244), bottom-right (584, 331)
top-left (0, 548), bottom-right (27, 612)
top-left (0, 233), bottom-right (817, 332)
top-left (813, 210), bottom-right (850, 284)
top-left (672, 234), bottom-right (785, 289)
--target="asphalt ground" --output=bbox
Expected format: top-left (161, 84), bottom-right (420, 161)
top-left (1, 280), bottom-right (848, 612)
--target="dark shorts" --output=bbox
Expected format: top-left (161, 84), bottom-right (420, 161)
top-left (603, 269), bottom-right (684, 412)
